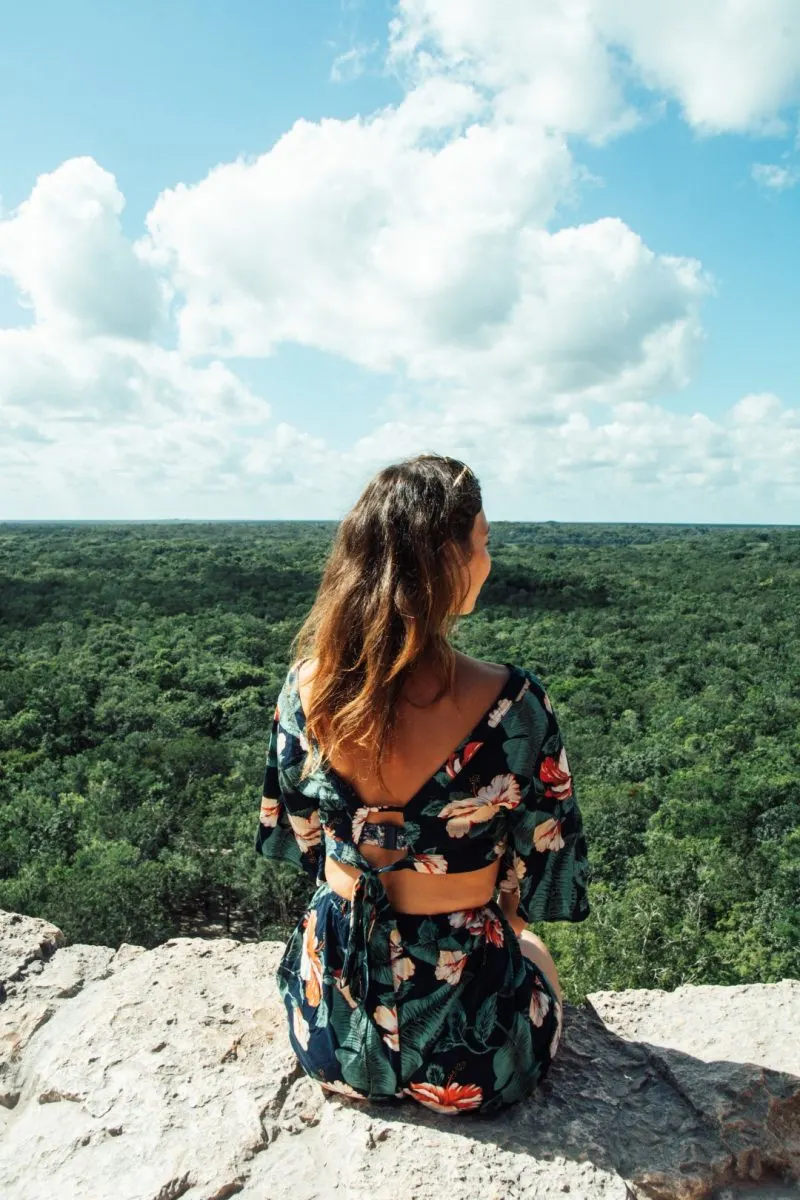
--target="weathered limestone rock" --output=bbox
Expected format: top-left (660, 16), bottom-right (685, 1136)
top-left (0, 908), bottom-right (798, 1200)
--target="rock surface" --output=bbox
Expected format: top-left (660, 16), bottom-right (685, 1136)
top-left (0, 908), bottom-right (798, 1200)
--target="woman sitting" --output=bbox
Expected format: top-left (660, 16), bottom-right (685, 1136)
top-left (255, 452), bottom-right (591, 1115)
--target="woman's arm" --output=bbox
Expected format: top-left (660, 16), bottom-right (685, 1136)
top-left (497, 883), bottom-right (528, 937)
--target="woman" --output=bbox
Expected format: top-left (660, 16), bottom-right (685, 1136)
top-left (255, 453), bottom-right (591, 1115)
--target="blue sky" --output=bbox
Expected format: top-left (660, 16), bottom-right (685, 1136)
top-left (1, 1), bottom-right (799, 522)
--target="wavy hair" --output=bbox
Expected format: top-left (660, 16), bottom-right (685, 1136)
top-left (289, 452), bottom-right (483, 796)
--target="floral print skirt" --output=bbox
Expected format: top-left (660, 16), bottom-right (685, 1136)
top-left (275, 881), bottom-right (563, 1116)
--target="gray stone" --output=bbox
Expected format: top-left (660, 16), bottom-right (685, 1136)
top-left (586, 982), bottom-right (800, 1189)
top-left (0, 908), bottom-right (797, 1200)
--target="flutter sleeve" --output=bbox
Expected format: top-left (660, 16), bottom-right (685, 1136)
top-left (254, 678), bottom-right (322, 883)
top-left (500, 670), bottom-right (591, 924)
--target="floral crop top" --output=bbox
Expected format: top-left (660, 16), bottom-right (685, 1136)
top-left (255, 660), bottom-right (591, 926)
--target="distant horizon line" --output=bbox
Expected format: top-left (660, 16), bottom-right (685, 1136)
top-left (2, 518), bottom-right (798, 529)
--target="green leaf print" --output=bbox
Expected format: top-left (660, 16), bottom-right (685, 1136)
top-left (492, 1011), bottom-right (532, 1094)
top-left (548, 838), bottom-right (580, 919)
top-left (314, 990), bottom-right (330, 1030)
top-left (337, 841), bottom-right (367, 869)
top-left (512, 949), bottom-right (528, 990)
top-left (368, 961), bottom-right (395, 988)
top-left (475, 992), bottom-right (498, 1043)
top-left (400, 983), bottom-right (458, 1050)
top-left (400, 1042), bottom-right (423, 1080)
top-left (445, 1002), bottom-right (467, 1040)
top-left (436, 1000), bottom-right (469, 1053)
top-left (335, 1007), bottom-right (397, 1096)
top-left (409, 917), bottom-right (447, 966)
top-left (525, 848), bottom-right (558, 920)
top-left (511, 807), bottom-right (538, 849)
top-left (338, 1002), bottom-right (371, 1053)
top-left (394, 976), bottom-right (416, 1003)
top-left (492, 1039), bottom-right (514, 1094)
top-left (328, 987), bottom-right (358, 1044)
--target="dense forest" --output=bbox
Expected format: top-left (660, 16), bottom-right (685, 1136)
top-left (1, 520), bottom-right (798, 1005)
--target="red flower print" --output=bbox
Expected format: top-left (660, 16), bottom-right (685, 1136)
top-left (445, 740), bottom-right (484, 779)
top-left (300, 909), bottom-right (323, 1007)
top-left (533, 816), bottom-right (565, 853)
top-left (434, 948), bottom-right (468, 985)
top-left (259, 796), bottom-right (281, 828)
top-left (351, 806), bottom-right (370, 845)
top-left (406, 1081), bottom-right (483, 1113)
top-left (449, 906), bottom-right (504, 947)
top-left (412, 853), bottom-right (448, 874)
top-left (388, 928), bottom-right (416, 988)
top-left (539, 747), bottom-right (573, 801)
top-left (438, 773), bottom-right (522, 837)
top-left (319, 1078), bottom-right (367, 1099)
top-left (373, 1004), bottom-right (400, 1051)
top-left (529, 980), bottom-right (552, 1028)
top-left (287, 810), bottom-right (322, 852)
top-left (331, 968), bottom-right (358, 1009)
top-left (291, 1004), bottom-right (310, 1051)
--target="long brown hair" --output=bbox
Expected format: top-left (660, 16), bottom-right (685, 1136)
top-left (290, 452), bottom-right (483, 795)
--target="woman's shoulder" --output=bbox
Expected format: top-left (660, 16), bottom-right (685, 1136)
top-left (457, 657), bottom-right (554, 750)
top-left (457, 652), bottom-right (545, 687)
top-left (285, 653), bottom-right (551, 719)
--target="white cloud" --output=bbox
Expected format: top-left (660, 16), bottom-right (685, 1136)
top-left (0, 323), bottom-right (276, 499)
top-left (388, 0), bottom-right (636, 141)
top-left (751, 162), bottom-right (800, 190)
top-left (0, 325), bottom-right (269, 423)
top-left (390, 0), bottom-right (800, 137)
top-left (330, 41), bottom-right (379, 83)
top-left (0, 327), bottom-right (345, 515)
top-left (601, 0), bottom-right (800, 135)
top-left (0, 160), bottom-right (331, 516)
top-left (142, 110), bottom-right (707, 413)
top-left (729, 392), bottom-right (785, 425)
top-left (351, 388), bottom-right (800, 496)
top-left (0, 157), bottom-right (163, 339)
top-left (3, 2), bottom-right (800, 519)
top-left (143, 103), bottom-right (572, 368)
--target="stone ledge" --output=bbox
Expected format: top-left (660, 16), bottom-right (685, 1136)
top-left (0, 908), bottom-right (797, 1200)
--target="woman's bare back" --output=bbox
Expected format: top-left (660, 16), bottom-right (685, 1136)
top-left (297, 650), bottom-right (511, 912)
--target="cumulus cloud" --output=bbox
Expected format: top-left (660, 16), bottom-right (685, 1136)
top-left (0, 160), bottom-right (325, 515)
top-left (142, 106), bottom-right (707, 414)
top-left (0, 323), bottom-right (345, 515)
top-left (389, 0), bottom-right (800, 137)
top-left (4, 1), bottom-right (800, 518)
top-left (350, 388), bottom-right (800, 498)
top-left (0, 157), bottom-right (163, 339)
top-left (143, 95), bottom-right (573, 371)
top-left (601, 0), bottom-right (800, 135)
top-left (388, 0), bottom-right (636, 141)
top-left (0, 325), bottom-right (270, 424)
